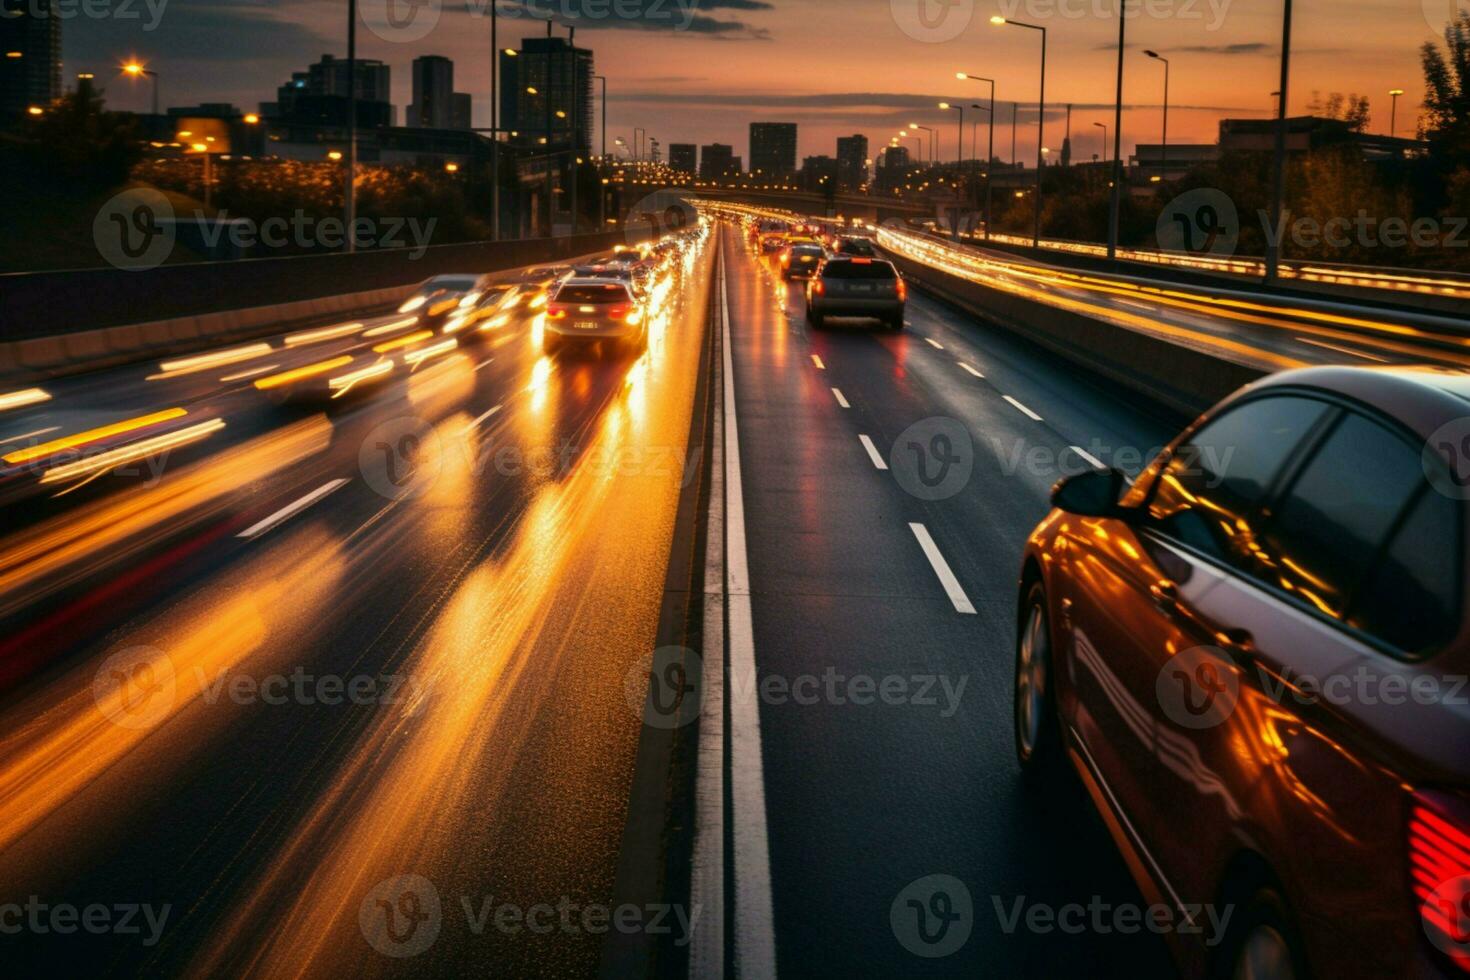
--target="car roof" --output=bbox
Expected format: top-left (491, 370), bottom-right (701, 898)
top-left (558, 277), bottom-right (632, 290)
top-left (1243, 365), bottom-right (1470, 453)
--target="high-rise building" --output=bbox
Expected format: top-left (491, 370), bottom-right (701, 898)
top-left (410, 55), bottom-right (454, 129)
top-left (801, 155), bottom-right (838, 193)
top-left (499, 37), bottom-right (593, 154)
top-left (450, 92), bottom-right (472, 131)
top-left (876, 145), bottom-right (911, 194)
top-left (749, 122), bottom-right (797, 177)
top-left (836, 134), bottom-right (869, 191)
top-left (699, 143), bottom-right (735, 179)
top-left (1, 0), bottom-right (61, 121)
top-left (268, 54), bottom-right (393, 128)
top-left (669, 143), bottom-right (697, 174)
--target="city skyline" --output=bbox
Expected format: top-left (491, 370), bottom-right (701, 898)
top-left (56, 0), bottom-right (1445, 169)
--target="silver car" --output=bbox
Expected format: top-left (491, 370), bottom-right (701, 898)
top-left (805, 257), bottom-right (907, 330)
top-left (543, 278), bottom-right (647, 355)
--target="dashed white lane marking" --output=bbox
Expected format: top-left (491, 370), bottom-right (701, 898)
top-left (923, 337), bottom-right (944, 350)
top-left (237, 479), bottom-right (350, 540)
top-left (957, 362), bottom-right (984, 378)
top-left (831, 387), bottom-right (850, 408)
top-left (810, 354), bottom-right (825, 370)
top-left (1004, 395), bottom-right (1044, 421)
top-left (465, 403), bottom-right (503, 431)
top-left (0, 425), bottom-right (60, 446)
top-left (858, 434), bottom-right (888, 470)
top-left (474, 356), bottom-right (497, 371)
top-left (1293, 336), bottom-right (1389, 363)
top-left (1070, 445), bottom-right (1105, 469)
top-left (220, 364), bottom-right (280, 383)
top-left (909, 523), bottom-right (977, 615)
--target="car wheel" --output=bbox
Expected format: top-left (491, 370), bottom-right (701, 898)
top-left (1015, 581), bottom-right (1062, 781)
top-left (1214, 885), bottom-right (1306, 980)
top-left (888, 314), bottom-right (905, 331)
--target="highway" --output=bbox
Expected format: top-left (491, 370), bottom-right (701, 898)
top-left (0, 213), bottom-right (1463, 978)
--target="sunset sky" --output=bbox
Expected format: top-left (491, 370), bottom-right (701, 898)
top-left (65, 0), bottom-right (1448, 167)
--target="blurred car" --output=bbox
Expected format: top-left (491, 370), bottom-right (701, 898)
top-left (518, 265), bottom-right (573, 309)
top-left (836, 237), bottom-right (878, 257)
top-left (1015, 365), bottom-right (1470, 980)
top-left (805, 257), bottom-right (906, 329)
top-left (441, 276), bottom-right (521, 336)
top-left (398, 275), bottom-right (480, 330)
top-left (781, 243), bottom-right (826, 280)
top-left (759, 235), bottom-right (788, 256)
top-left (543, 278), bottom-right (647, 356)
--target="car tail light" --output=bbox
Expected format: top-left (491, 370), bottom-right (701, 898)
top-left (607, 305), bottom-right (628, 320)
top-left (813, 281), bottom-right (825, 296)
top-left (547, 304), bottom-right (568, 319)
top-left (896, 279), bottom-right (908, 301)
top-left (781, 253), bottom-right (790, 267)
top-left (1410, 792), bottom-right (1470, 972)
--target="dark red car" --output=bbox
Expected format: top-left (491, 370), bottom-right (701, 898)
top-left (1015, 366), bottom-right (1470, 979)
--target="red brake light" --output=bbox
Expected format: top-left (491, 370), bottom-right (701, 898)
top-left (896, 279), bottom-right (908, 301)
top-left (813, 281), bottom-right (825, 296)
top-left (1410, 793), bottom-right (1470, 973)
top-left (851, 258), bottom-right (873, 264)
top-left (781, 253), bottom-right (790, 267)
top-left (607, 305), bottom-right (628, 320)
top-left (547, 304), bottom-right (568, 319)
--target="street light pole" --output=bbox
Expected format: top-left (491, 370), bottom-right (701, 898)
top-left (567, 25), bottom-right (577, 235)
top-left (1389, 87), bottom-right (1404, 139)
top-left (1103, 5), bottom-right (1124, 260)
top-left (1264, 0), bottom-right (1294, 286)
top-left (346, 0), bottom-right (357, 254)
top-left (993, 16), bottom-right (1046, 248)
top-left (910, 123), bottom-right (937, 165)
top-left (1094, 121), bottom-right (1107, 162)
top-left (939, 103), bottom-right (963, 167)
top-left (491, 4), bottom-right (498, 240)
top-left (1146, 50), bottom-right (1170, 181)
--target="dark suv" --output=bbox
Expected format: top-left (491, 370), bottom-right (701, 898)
top-left (805, 257), bottom-right (906, 330)
top-left (1016, 366), bottom-right (1470, 980)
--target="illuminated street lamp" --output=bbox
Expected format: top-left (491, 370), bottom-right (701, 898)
top-left (909, 122), bottom-right (937, 164)
top-left (1144, 50), bottom-right (1170, 182)
top-left (445, 162), bottom-right (460, 173)
top-left (243, 113), bottom-right (260, 125)
top-left (26, 106), bottom-right (43, 116)
top-left (958, 72), bottom-right (997, 241)
top-left (991, 15), bottom-right (1046, 249)
top-left (940, 102), bottom-right (964, 167)
top-left (121, 60), bottom-right (159, 118)
top-left (1388, 88), bottom-right (1405, 139)
top-left (1093, 121), bottom-right (1107, 163)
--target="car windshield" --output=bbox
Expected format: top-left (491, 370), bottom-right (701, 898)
top-left (822, 260), bottom-right (896, 279)
top-left (555, 284), bottom-right (631, 304)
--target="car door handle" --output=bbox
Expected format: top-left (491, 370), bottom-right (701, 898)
top-left (1149, 580), bottom-right (1179, 609)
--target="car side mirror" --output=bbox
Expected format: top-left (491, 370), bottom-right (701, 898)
top-left (1051, 467), bottom-right (1128, 518)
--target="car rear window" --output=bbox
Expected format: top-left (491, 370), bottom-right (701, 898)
top-left (822, 259), bottom-right (897, 279)
top-left (791, 246), bottom-right (825, 257)
top-left (555, 284), bottom-right (630, 304)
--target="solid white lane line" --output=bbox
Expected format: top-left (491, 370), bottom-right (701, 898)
top-left (0, 425), bottom-right (60, 447)
top-left (909, 523), bottom-right (977, 615)
top-left (722, 243), bottom-right (778, 979)
top-left (237, 479), bottom-right (350, 539)
top-left (1070, 445), bottom-right (1106, 469)
top-left (1004, 395), bottom-right (1044, 421)
top-left (957, 362), bottom-right (984, 378)
top-left (1293, 336), bottom-right (1390, 363)
top-left (924, 337), bottom-right (944, 350)
top-left (691, 249), bottom-right (729, 980)
top-left (858, 435), bottom-right (888, 470)
top-left (810, 354), bottom-right (825, 370)
top-left (831, 387), bottom-right (850, 408)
